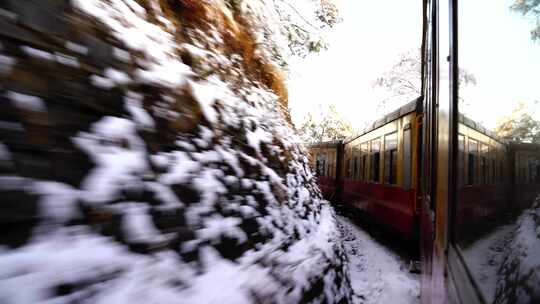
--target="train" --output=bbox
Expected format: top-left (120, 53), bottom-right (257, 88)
top-left (309, 98), bottom-right (424, 241)
top-left (309, 0), bottom-right (540, 302)
top-left (309, 98), bottom-right (540, 242)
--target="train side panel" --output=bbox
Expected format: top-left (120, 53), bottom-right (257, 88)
top-left (455, 122), bottom-right (510, 239)
top-left (340, 103), bottom-right (421, 240)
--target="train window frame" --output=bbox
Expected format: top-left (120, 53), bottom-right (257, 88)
top-left (467, 139), bottom-right (478, 186)
top-left (458, 134), bottom-right (465, 187)
top-left (480, 143), bottom-right (489, 185)
top-left (361, 142), bottom-right (369, 181)
top-left (403, 128), bottom-right (412, 190)
top-left (370, 138), bottom-right (381, 183)
top-left (491, 158), bottom-right (496, 184)
top-left (346, 158), bottom-right (351, 179)
top-left (316, 154), bottom-right (326, 177)
top-left (384, 132), bottom-right (398, 185)
top-left (353, 156), bottom-right (359, 180)
top-left (479, 155), bottom-right (488, 185)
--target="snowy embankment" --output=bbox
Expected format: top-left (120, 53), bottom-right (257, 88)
top-left (462, 224), bottom-right (513, 303)
top-left (0, 0), bottom-right (353, 303)
top-left (337, 216), bottom-right (420, 304)
top-left (494, 198), bottom-right (540, 304)
top-left (462, 195), bottom-right (540, 304)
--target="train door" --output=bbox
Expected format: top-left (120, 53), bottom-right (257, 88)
top-left (419, 0), bottom-right (437, 302)
top-left (420, 0), bottom-right (455, 302)
top-left (447, 0), bottom-right (540, 303)
top-left (422, 0), bottom-right (540, 303)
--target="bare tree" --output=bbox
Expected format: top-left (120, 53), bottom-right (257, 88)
top-left (495, 101), bottom-right (540, 143)
top-left (511, 0), bottom-right (540, 41)
top-left (373, 49), bottom-right (476, 113)
top-left (298, 104), bottom-right (354, 143)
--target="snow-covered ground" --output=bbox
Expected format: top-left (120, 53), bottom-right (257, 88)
top-left (337, 216), bottom-right (420, 304)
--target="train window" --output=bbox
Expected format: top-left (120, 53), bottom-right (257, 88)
top-left (316, 155), bottom-right (326, 177)
top-left (529, 160), bottom-right (535, 183)
top-left (467, 154), bottom-right (475, 186)
top-left (353, 157), bottom-right (358, 180)
top-left (480, 143), bottom-right (489, 184)
top-left (372, 153), bottom-right (380, 182)
top-left (361, 142), bottom-right (369, 181)
top-left (499, 161), bottom-right (504, 184)
top-left (455, 0), bottom-right (540, 302)
top-left (491, 158), bottom-right (496, 184)
top-left (315, 157), bottom-right (319, 175)
top-left (384, 132), bottom-right (398, 185)
top-left (467, 140), bottom-right (478, 185)
top-left (403, 129), bottom-right (412, 190)
top-left (371, 139), bottom-right (381, 183)
top-left (458, 135), bottom-right (465, 187)
top-left (323, 158), bottom-right (327, 177)
top-left (330, 155), bottom-right (334, 178)
top-left (346, 158), bottom-right (351, 179)
top-left (361, 155), bottom-right (367, 181)
top-left (480, 156), bottom-right (487, 185)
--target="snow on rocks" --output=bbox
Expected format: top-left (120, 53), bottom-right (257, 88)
top-left (54, 53), bottom-right (80, 68)
top-left (113, 47), bottom-right (131, 63)
top-left (188, 79), bottom-right (220, 125)
top-left (90, 74), bottom-right (115, 89)
top-left (0, 229), bottom-right (192, 304)
top-left (73, 0), bottom-right (192, 89)
top-left (6, 91), bottom-right (46, 112)
top-left (65, 41), bottom-right (88, 55)
top-left (32, 182), bottom-right (81, 224)
top-left (104, 68), bottom-right (131, 85)
top-left (0, 142), bottom-right (10, 161)
top-left (0, 0), bottom-right (354, 303)
top-left (0, 54), bottom-right (15, 75)
top-left (117, 202), bottom-right (173, 244)
top-left (124, 92), bottom-right (155, 130)
top-left (73, 116), bottom-right (149, 204)
top-left (21, 46), bottom-right (54, 61)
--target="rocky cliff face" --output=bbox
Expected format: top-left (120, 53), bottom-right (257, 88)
top-left (0, 0), bottom-right (353, 303)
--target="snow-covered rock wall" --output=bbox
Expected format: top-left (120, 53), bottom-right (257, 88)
top-left (494, 196), bottom-right (540, 304)
top-left (0, 0), bottom-right (353, 303)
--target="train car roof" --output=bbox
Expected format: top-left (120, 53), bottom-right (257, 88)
top-left (343, 96), bottom-right (423, 144)
top-left (458, 113), bottom-right (507, 145)
top-left (306, 141), bottom-right (341, 149)
top-left (508, 141), bottom-right (540, 151)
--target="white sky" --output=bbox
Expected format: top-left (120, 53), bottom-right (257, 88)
top-left (459, 0), bottom-right (540, 128)
top-left (288, 0), bottom-right (422, 130)
top-left (288, 0), bottom-right (540, 131)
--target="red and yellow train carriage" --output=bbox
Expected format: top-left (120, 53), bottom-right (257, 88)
top-left (340, 98), bottom-right (423, 240)
top-left (308, 0), bottom-right (540, 302)
top-left (455, 115), bottom-right (510, 240)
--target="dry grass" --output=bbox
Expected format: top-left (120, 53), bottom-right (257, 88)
top-left (155, 0), bottom-right (288, 108)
